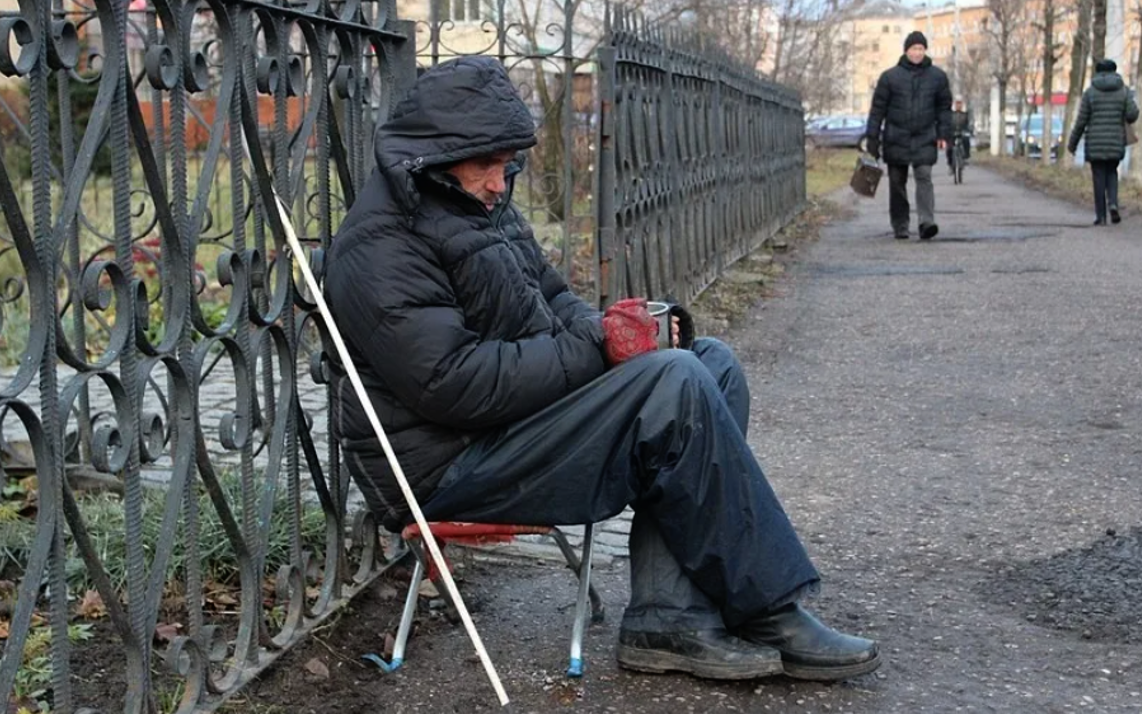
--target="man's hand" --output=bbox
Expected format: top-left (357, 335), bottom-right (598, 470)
top-left (861, 136), bottom-right (880, 161)
top-left (937, 139), bottom-right (948, 150)
top-left (602, 298), bottom-right (658, 366)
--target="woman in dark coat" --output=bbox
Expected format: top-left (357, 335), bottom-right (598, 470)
top-left (1067, 59), bottom-right (1140, 225)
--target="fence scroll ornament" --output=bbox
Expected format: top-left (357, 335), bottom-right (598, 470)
top-left (0, 0), bottom-right (805, 710)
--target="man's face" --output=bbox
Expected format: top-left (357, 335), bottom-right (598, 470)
top-left (446, 151), bottom-right (516, 211)
top-left (906, 44), bottom-right (927, 64)
top-left (954, 100), bottom-right (964, 111)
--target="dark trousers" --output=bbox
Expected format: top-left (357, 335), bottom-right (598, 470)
top-left (888, 163), bottom-right (935, 234)
top-left (1090, 159), bottom-right (1120, 222)
top-left (421, 338), bottom-right (820, 631)
top-left (946, 137), bottom-right (971, 165)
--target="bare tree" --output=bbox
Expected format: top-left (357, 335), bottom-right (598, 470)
top-left (1131, 1), bottom-right (1142, 182)
top-left (767, 0), bottom-right (854, 115)
top-left (1034, 0), bottom-right (1067, 166)
top-left (986, 0), bottom-right (1028, 155)
top-left (1091, 0), bottom-right (1107, 60)
top-left (1063, 0), bottom-right (1092, 157)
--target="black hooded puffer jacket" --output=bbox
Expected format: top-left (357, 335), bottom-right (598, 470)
top-left (325, 57), bottom-right (606, 530)
top-left (865, 55), bottom-right (952, 166)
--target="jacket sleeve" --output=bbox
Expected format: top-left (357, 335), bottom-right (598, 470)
top-left (1127, 92), bottom-right (1140, 125)
top-left (1068, 92), bottom-right (1092, 153)
top-left (866, 72), bottom-right (890, 139)
top-left (936, 73), bottom-right (953, 143)
top-left (532, 244), bottom-right (602, 326)
top-left (332, 223), bottom-right (606, 431)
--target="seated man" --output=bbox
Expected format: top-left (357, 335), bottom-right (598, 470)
top-left (947, 96), bottom-right (973, 171)
top-left (326, 56), bottom-right (880, 682)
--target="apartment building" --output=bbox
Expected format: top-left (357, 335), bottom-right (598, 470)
top-left (841, 0), bottom-right (916, 116)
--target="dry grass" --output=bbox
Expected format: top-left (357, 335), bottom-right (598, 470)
top-left (975, 154), bottom-right (1142, 210)
top-left (806, 148), bottom-right (860, 199)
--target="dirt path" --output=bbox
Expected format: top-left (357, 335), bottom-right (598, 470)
top-left (233, 167), bottom-right (1142, 713)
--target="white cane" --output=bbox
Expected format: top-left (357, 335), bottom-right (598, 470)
top-left (268, 191), bottom-right (510, 707)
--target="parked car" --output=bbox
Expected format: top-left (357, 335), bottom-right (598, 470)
top-left (806, 115), bottom-right (866, 149)
top-left (1014, 114), bottom-right (1064, 159)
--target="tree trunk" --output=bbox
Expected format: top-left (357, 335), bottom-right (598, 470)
top-left (1041, 1), bottom-right (1056, 166)
top-left (1063, 0), bottom-right (1093, 162)
top-left (1133, 2), bottom-right (1142, 182)
top-left (1092, 0), bottom-right (1108, 60)
top-left (998, 78), bottom-right (1008, 155)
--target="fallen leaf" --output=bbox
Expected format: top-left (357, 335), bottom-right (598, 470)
top-left (154, 622), bottom-right (183, 644)
top-left (0, 618), bottom-right (9, 639)
top-left (383, 632), bottom-right (395, 660)
top-left (76, 590), bottom-right (108, 619)
top-left (305, 586), bottom-right (322, 600)
top-left (207, 591), bottom-right (238, 607)
top-left (303, 657), bottom-right (330, 678)
top-left (417, 580), bottom-right (439, 599)
top-left (373, 581), bottom-right (398, 601)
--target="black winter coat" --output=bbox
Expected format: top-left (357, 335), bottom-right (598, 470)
top-left (325, 57), bottom-right (606, 530)
top-left (1067, 71), bottom-right (1140, 162)
top-left (865, 56), bottom-right (953, 166)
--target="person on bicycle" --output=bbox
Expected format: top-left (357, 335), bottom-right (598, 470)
top-left (946, 97), bottom-right (973, 174)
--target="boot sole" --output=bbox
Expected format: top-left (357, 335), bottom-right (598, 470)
top-left (781, 651), bottom-right (883, 681)
top-left (617, 644), bottom-right (783, 680)
top-left (920, 225), bottom-right (938, 240)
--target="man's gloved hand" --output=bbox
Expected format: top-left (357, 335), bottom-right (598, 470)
top-left (864, 136), bottom-right (880, 161)
top-left (602, 297), bottom-right (659, 366)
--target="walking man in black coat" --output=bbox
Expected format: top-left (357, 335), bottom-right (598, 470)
top-left (864, 31), bottom-right (953, 240)
top-left (325, 56), bottom-right (880, 683)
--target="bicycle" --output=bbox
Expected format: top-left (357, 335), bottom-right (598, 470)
top-left (951, 134), bottom-right (967, 185)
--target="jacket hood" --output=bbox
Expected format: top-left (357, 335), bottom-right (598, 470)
top-left (375, 57), bottom-right (537, 212)
top-left (1092, 71), bottom-right (1126, 92)
top-left (898, 54), bottom-right (932, 71)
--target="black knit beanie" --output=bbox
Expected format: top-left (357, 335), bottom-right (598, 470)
top-left (904, 31), bottom-right (928, 51)
top-left (1095, 59), bottom-right (1117, 73)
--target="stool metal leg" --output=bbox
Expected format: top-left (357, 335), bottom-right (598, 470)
top-left (389, 551), bottom-right (425, 670)
top-left (550, 528), bottom-right (605, 623)
top-left (564, 524), bottom-right (595, 677)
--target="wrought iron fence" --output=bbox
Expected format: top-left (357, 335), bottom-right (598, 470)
top-left (0, 0), bottom-right (413, 711)
top-left (0, 0), bottom-right (805, 711)
top-left (596, 6), bottom-right (806, 306)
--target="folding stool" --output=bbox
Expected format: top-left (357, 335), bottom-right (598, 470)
top-left (387, 521), bottom-right (605, 677)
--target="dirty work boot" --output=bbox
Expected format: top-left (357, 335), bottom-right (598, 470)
top-left (736, 603), bottom-right (881, 681)
top-left (919, 223), bottom-right (939, 240)
top-left (617, 628), bottom-right (783, 680)
top-left (1110, 206), bottom-right (1121, 224)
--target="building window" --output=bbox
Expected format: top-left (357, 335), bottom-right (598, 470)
top-left (894, 25), bottom-right (901, 33)
top-left (883, 24), bottom-right (890, 33)
top-left (872, 41), bottom-right (880, 52)
top-left (433, 0), bottom-right (486, 23)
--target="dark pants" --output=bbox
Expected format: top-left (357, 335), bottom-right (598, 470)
top-left (888, 163), bottom-right (935, 235)
top-left (946, 137), bottom-right (971, 165)
top-left (420, 338), bottom-right (820, 631)
top-left (1090, 159), bottom-right (1120, 222)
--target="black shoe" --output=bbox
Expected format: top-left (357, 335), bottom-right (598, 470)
top-left (894, 232), bottom-right (910, 240)
top-left (617, 628), bottom-right (783, 680)
top-left (919, 223), bottom-right (939, 240)
top-left (1110, 207), bottom-right (1121, 224)
top-left (1094, 218), bottom-right (1107, 226)
top-left (736, 603), bottom-right (881, 681)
